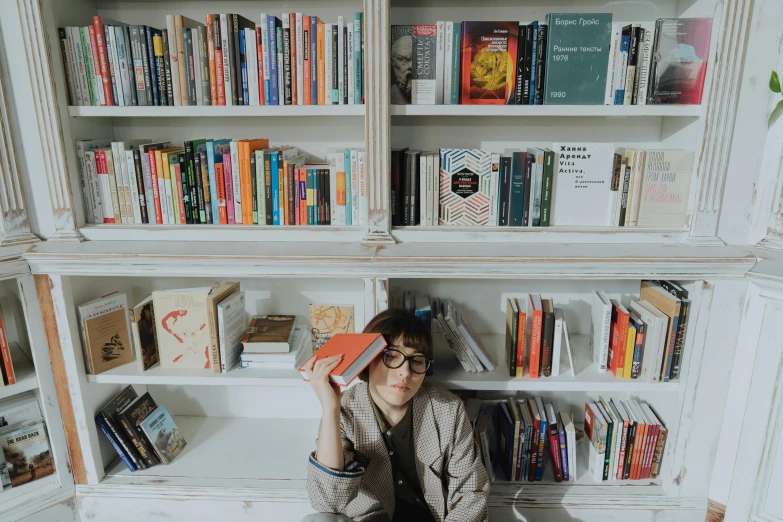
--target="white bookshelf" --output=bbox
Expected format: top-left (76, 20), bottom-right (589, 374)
top-left (390, 105), bottom-right (704, 117)
top-left (69, 105), bottom-right (366, 118)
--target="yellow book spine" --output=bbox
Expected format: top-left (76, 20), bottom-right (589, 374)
top-left (623, 324), bottom-right (636, 380)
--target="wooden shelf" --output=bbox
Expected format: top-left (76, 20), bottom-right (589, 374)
top-left (431, 334), bottom-right (679, 393)
top-left (390, 104), bottom-right (703, 117)
top-left (0, 344), bottom-right (37, 401)
top-left (68, 105), bottom-right (365, 118)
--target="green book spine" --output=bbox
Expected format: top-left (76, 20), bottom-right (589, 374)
top-left (544, 13), bottom-right (612, 105)
top-left (250, 152), bottom-right (258, 224)
top-left (540, 150), bottom-right (554, 226)
top-left (451, 23), bottom-right (461, 104)
top-left (353, 13), bottom-right (362, 104)
top-left (80, 28), bottom-right (96, 105)
top-left (177, 152), bottom-right (191, 224)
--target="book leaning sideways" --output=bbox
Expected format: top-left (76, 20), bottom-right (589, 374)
top-left (298, 333), bottom-right (387, 385)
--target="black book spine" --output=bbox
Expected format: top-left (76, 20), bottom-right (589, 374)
top-left (184, 141), bottom-right (199, 223)
top-left (162, 29), bottom-right (174, 106)
top-left (144, 27), bottom-right (159, 106)
top-left (343, 26), bottom-right (349, 104)
top-left (187, 29), bottom-right (198, 105)
top-left (331, 25), bottom-right (339, 98)
top-left (534, 25), bottom-right (547, 105)
top-left (391, 150), bottom-right (400, 226)
top-left (154, 30), bottom-right (167, 107)
top-left (624, 26), bottom-right (640, 105)
top-left (522, 154), bottom-right (533, 226)
top-left (404, 152), bottom-right (418, 226)
top-left (117, 413), bottom-right (158, 467)
top-left (324, 168), bottom-right (331, 224)
top-left (498, 156), bottom-right (511, 226)
top-left (631, 320), bottom-right (645, 379)
top-left (282, 25), bottom-right (292, 105)
top-left (178, 151), bottom-right (192, 224)
top-left (522, 26), bottom-right (533, 104)
top-left (199, 150), bottom-right (211, 224)
top-left (264, 154), bottom-right (273, 225)
top-left (131, 150), bottom-right (148, 223)
top-left (124, 27), bottom-right (138, 106)
top-left (671, 299), bottom-right (690, 380)
top-left (646, 21), bottom-right (664, 104)
top-left (618, 164), bottom-right (631, 226)
top-left (230, 15), bottom-right (241, 104)
top-left (102, 412), bottom-right (144, 469)
top-left (514, 25), bottom-right (527, 104)
top-left (611, 153), bottom-right (623, 191)
top-left (541, 308), bottom-right (554, 376)
top-left (602, 418), bottom-right (614, 481)
top-left (623, 422), bottom-right (635, 480)
top-left (631, 28), bottom-right (645, 105)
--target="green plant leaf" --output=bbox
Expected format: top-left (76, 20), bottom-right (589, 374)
top-left (770, 100), bottom-right (783, 128)
top-left (771, 71), bottom-right (781, 93)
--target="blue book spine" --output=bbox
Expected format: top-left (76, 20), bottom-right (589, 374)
top-left (451, 23), bottom-right (461, 104)
top-left (268, 17), bottom-right (280, 105)
top-left (353, 13), bottom-right (362, 104)
top-left (311, 17), bottom-right (318, 104)
top-left (205, 140), bottom-right (220, 223)
top-left (413, 308), bottom-right (432, 332)
top-left (145, 27), bottom-right (160, 106)
top-left (95, 414), bottom-right (136, 472)
top-left (535, 415), bottom-right (547, 481)
top-left (240, 30), bottom-right (249, 105)
top-left (271, 152), bottom-right (280, 225)
top-left (344, 150), bottom-right (352, 225)
top-left (615, 35), bottom-right (629, 105)
top-left (528, 22), bottom-right (538, 106)
top-left (307, 169), bottom-right (315, 224)
top-left (558, 427), bottom-right (568, 481)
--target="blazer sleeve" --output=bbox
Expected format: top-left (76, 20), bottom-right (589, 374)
top-left (306, 409), bottom-right (366, 514)
top-left (443, 400), bottom-right (490, 522)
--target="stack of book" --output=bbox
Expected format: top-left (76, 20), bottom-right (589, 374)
top-left (239, 316), bottom-right (312, 370)
top-left (59, 13), bottom-right (364, 107)
top-left (592, 280), bottom-right (690, 382)
top-left (505, 295), bottom-right (573, 379)
top-left (475, 397), bottom-right (577, 483)
top-left (392, 16), bottom-right (711, 106)
top-left (75, 139), bottom-right (366, 226)
top-left (585, 397), bottom-right (667, 482)
top-left (96, 386), bottom-right (187, 472)
top-left (395, 144), bottom-right (694, 229)
top-left (0, 394), bottom-right (55, 490)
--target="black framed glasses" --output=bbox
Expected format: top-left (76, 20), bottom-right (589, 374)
top-left (382, 348), bottom-right (432, 375)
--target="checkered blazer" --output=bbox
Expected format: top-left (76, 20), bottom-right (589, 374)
top-left (307, 382), bottom-right (489, 522)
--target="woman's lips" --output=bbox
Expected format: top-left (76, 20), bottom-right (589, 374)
top-left (391, 383), bottom-right (409, 392)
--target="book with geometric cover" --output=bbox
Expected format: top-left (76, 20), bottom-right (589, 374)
top-left (439, 148), bottom-right (492, 225)
top-left (459, 22), bottom-right (519, 105)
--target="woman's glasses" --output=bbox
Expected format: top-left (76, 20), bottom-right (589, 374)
top-left (382, 347), bottom-right (432, 375)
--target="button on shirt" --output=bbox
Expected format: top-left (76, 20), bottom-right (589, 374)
top-left (370, 398), bottom-right (435, 522)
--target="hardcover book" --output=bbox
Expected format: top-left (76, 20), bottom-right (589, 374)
top-left (439, 148), bottom-right (492, 225)
top-left (543, 13), bottom-right (612, 105)
top-left (0, 420), bottom-right (54, 487)
top-left (129, 295), bottom-right (158, 372)
top-left (551, 143), bottom-right (616, 226)
top-left (116, 392), bottom-right (159, 467)
top-left (217, 290), bottom-right (246, 372)
top-left (390, 25), bottom-right (412, 104)
top-left (647, 18), bottom-right (713, 104)
top-left (459, 22), bottom-right (518, 104)
top-left (636, 150), bottom-right (695, 228)
top-left (241, 315), bottom-right (297, 353)
top-left (79, 292), bottom-right (134, 375)
top-left (139, 405), bottom-right (187, 464)
top-left (152, 287), bottom-right (214, 369)
top-left (412, 25), bottom-right (438, 104)
top-left (298, 333), bottom-right (387, 386)
top-left (309, 305), bottom-right (355, 350)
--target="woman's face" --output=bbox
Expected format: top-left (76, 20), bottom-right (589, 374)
top-left (368, 339), bottom-right (426, 409)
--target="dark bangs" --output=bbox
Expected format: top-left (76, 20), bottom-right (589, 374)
top-left (362, 308), bottom-right (433, 360)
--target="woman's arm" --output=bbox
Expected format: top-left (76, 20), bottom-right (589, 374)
top-left (316, 406), bottom-right (343, 470)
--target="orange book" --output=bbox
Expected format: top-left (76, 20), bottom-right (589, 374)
top-left (289, 13), bottom-right (298, 105)
top-left (207, 15), bottom-right (217, 105)
top-left (303, 16), bottom-right (311, 104)
top-left (636, 420), bottom-right (649, 480)
top-left (298, 333), bottom-right (387, 386)
top-left (215, 163), bottom-right (227, 224)
top-left (514, 299), bottom-right (526, 378)
top-left (317, 23), bottom-right (325, 104)
top-left (609, 301), bottom-right (629, 378)
top-left (528, 294), bottom-right (542, 378)
top-left (239, 139), bottom-right (270, 224)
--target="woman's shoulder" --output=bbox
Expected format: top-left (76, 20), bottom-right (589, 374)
top-left (418, 382), bottom-right (464, 410)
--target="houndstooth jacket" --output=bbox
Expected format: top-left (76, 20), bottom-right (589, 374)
top-left (307, 381), bottom-right (489, 522)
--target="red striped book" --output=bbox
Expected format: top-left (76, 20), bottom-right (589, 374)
top-left (609, 300), bottom-right (629, 378)
top-left (92, 17), bottom-right (113, 105)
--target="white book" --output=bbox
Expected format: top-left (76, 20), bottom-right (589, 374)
top-left (435, 21), bottom-right (446, 104)
top-left (85, 28), bottom-right (104, 106)
top-left (218, 291), bottom-right (246, 372)
top-left (71, 27), bottom-right (90, 105)
top-left (192, 28), bottom-right (202, 106)
top-left (350, 149), bottom-right (359, 225)
top-left (530, 149), bottom-right (544, 226)
top-left (419, 154), bottom-right (428, 225)
top-left (562, 316), bottom-right (575, 376)
top-left (124, 150), bottom-right (142, 223)
top-left (586, 405), bottom-right (607, 482)
top-left (97, 155), bottom-right (116, 223)
top-left (489, 153), bottom-right (500, 226)
top-left (84, 150), bottom-right (104, 223)
top-left (358, 150), bottom-right (366, 226)
top-left (636, 22), bottom-right (655, 105)
top-left (552, 142), bottom-right (616, 226)
top-left (445, 301), bottom-right (483, 371)
top-left (247, 28), bottom-right (260, 106)
top-left (165, 16), bottom-right (181, 106)
top-left (326, 152), bottom-right (346, 225)
top-left (164, 168), bottom-right (176, 224)
top-left (296, 13), bottom-right (304, 104)
top-left (324, 24), bottom-right (333, 105)
top-left (230, 141), bottom-right (242, 223)
top-left (615, 28), bottom-right (629, 105)
top-left (628, 150), bottom-right (646, 226)
top-left (347, 24), bottom-right (355, 105)
top-left (116, 27), bottom-right (135, 106)
top-left (61, 29), bottom-right (80, 106)
top-left (562, 412), bottom-right (577, 481)
top-left (75, 140), bottom-right (111, 223)
top-left (109, 142), bottom-right (128, 223)
top-left (259, 14), bottom-right (270, 105)
top-left (220, 14), bottom-right (233, 106)
top-left (605, 23), bottom-right (622, 105)
top-left (635, 300), bottom-right (668, 382)
top-left (610, 400), bottom-right (629, 480)
top-left (443, 22), bottom-right (453, 105)
top-left (552, 308), bottom-right (564, 377)
top-left (117, 140), bottom-right (151, 224)
top-left (156, 157), bottom-right (170, 225)
top-left (105, 27), bottom-right (123, 106)
top-left (456, 311), bottom-right (495, 371)
top-left (337, 16), bottom-right (344, 104)
top-left (591, 290), bottom-right (612, 371)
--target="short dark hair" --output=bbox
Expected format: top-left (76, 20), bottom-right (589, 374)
top-left (359, 308), bottom-right (433, 382)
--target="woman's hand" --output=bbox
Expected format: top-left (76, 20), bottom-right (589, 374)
top-left (304, 354), bottom-right (344, 413)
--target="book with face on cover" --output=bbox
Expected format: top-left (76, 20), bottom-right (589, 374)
top-left (129, 295), bottom-right (158, 372)
top-left (298, 333), bottom-right (387, 386)
top-left (78, 292), bottom-right (134, 375)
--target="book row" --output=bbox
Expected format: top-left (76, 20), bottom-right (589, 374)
top-left (59, 13), bottom-right (364, 107)
top-left (592, 280), bottom-right (690, 383)
top-left (95, 386), bottom-right (186, 472)
top-left (76, 139), bottom-right (367, 226)
top-left (0, 394), bottom-right (55, 490)
top-left (392, 145), bottom-right (694, 228)
top-left (392, 16), bottom-right (712, 106)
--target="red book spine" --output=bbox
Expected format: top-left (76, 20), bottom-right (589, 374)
top-left (632, 423), bottom-right (646, 480)
top-left (223, 153), bottom-right (235, 224)
top-left (148, 152), bottom-right (163, 224)
top-left (0, 312), bottom-right (15, 385)
top-left (548, 426), bottom-right (563, 483)
top-left (257, 28), bottom-right (265, 105)
top-left (92, 17), bottom-right (113, 105)
top-left (609, 305), bottom-right (629, 377)
top-left (516, 310), bottom-right (526, 377)
top-left (96, 151), bottom-right (114, 223)
top-left (173, 164), bottom-right (186, 223)
top-left (642, 424), bottom-right (659, 479)
top-left (215, 163), bottom-right (228, 224)
top-left (529, 308), bottom-right (542, 379)
top-left (303, 16), bottom-right (311, 105)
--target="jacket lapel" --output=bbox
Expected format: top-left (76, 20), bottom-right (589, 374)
top-left (413, 385), bottom-right (446, 521)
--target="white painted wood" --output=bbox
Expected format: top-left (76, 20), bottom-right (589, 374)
top-left (79, 224), bottom-right (366, 243)
top-left (394, 227), bottom-right (692, 245)
top-left (69, 105), bottom-right (365, 117)
top-left (15, 496), bottom-right (78, 522)
top-left (87, 363), bottom-right (305, 387)
top-left (391, 105), bottom-right (703, 117)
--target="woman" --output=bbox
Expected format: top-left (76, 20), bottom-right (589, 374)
top-left (303, 308), bottom-right (489, 522)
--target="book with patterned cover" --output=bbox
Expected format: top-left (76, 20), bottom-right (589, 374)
top-left (439, 148), bottom-right (492, 225)
top-left (310, 305), bottom-right (355, 350)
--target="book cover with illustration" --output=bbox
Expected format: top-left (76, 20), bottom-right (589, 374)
top-left (241, 315), bottom-right (297, 353)
top-left (130, 295), bottom-right (158, 372)
top-left (139, 405), bottom-right (186, 464)
top-left (310, 305), bottom-right (355, 350)
top-left (460, 22), bottom-right (518, 105)
top-left (637, 150), bottom-right (695, 228)
top-left (439, 148), bottom-right (492, 225)
top-left (152, 287), bottom-right (213, 369)
top-left (647, 18), bottom-right (713, 104)
top-left (79, 292), bottom-right (134, 375)
top-left (390, 25), bottom-right (412, 104)
top-left (0, 420), bottom-right (54, 487)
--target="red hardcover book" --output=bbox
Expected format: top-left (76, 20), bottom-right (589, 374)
top-left (609, 301), bottom-right (629, 378)
top-left (303, 16), bottom-right (311, 104)
top-left (642, 422), bottom-right (659, 479)
top-left (459, 22), bottom-right (519, 105)
top-left (148, 151), bottom-right (163, 224)
top-left (92, 17), bottom-right (113, 106)
top-left (527, 401), bottom-right (541, 481)
top-left (223, 152), bottom-right (235, 224)
top-left (298, 333), bottom-right (387, 386)
top-left (0, 311), bottom-right (15, 385)
top-left (215, 162), bottom-right (228, 224)
top-left (515, 299), bottom-right (526, 378)
top-left (173, 163), bottom-right (186, 223)
top-left (632, 417), bottom-right (647, 480)
top-left (95, 150), bottom-right (115, 223)
top-left (256, 27), bottom-right (266, 105)
top-left (527, 294), bottom-right (542, 379)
